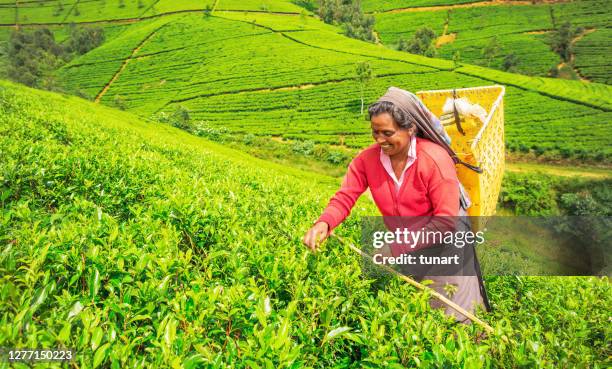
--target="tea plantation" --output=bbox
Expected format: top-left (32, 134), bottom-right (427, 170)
top-left (51, 10), bottom-right (612, 161)
top-left (1, 79), bottom-right (610, 368)
top-left (1, 1), bottom-right (611, 160)
top-left (0, 0), bottom-right (305, 25)
top-left (371, 0), bottom-right (611, 83)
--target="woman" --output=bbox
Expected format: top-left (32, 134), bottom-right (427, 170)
top-left (302, 87), bottom-right (489, 322)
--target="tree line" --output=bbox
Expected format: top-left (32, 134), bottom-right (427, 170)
top-left (6, 25), bottom-right (105, 93)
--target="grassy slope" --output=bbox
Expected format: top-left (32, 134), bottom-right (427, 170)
top-left (54, 9), bottom-right (612, 161)
top-left (372, 0), bottom-right (611, 84)
top-left (2, 0), bottom-right (306, 25)
top-left (362, 0), bottom-right (486, 12)
top-left (1, 79), bottom-right (610, 368)
top-left (506, 162), bottom-right (611, 179)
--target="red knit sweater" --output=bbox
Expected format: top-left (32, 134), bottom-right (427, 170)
top-left (317, 137), bottom-right (460, 231)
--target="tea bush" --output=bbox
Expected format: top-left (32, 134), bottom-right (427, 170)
top-left (1, 80), bottom-right (610, 368)
top-left (373, 0), bottom-right (611, 83)
top-left (53, 11), bottom-right (611, 162)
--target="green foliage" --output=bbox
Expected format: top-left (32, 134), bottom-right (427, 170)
top-left (1, 79), bottom-right (610, 368)
top-left (452, 50), bottom-right (461, 69)
top-left (374, 0), bottom-right (610, 82)
top-left (9, 4), bottom-right (609, 169)
top-left (362, 0), bottom-right (480, 12)
top-left (398, 27), bottom-right (437, 57)
top-left (550, 21), bottom-right (583, 62)
top-left (68, 25), bottom-right (106, 55)
top-left (355, 61), bottom-right (373, 114)
top-left (501, 172), bottom-right (612, 216)
top-left (482, 36), bottom-right (501, 67)
top-left (573, 28), bottom-right (611, 84)
top-left (500, 172), bottom-right (558, 216)
top-left (7, 28), bottom-right (66, 89)
top-left (113, 95), bottom-right (127, 110)
top-left (501, 53), bottom-right (520, 72)
top-left (6, 25), bottom-right (105, 90)
top-left (169, 105), bottom-right (192, 130)
top-left (318, 0), bottom-right (376, 42)
top-left (291, 139), bottom-right (315, 156)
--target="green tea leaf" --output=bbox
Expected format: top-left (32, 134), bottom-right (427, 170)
top-left (89, 268), bottom-right (100, 299)
top-left (93, 343), bottom-right (109, 368)
top-left (67, 301), bottom-right (83, 320)
top-left (322, 326), bottom-right (352, 345)
top-left (182, 354), bottom-right (205, 369)
top-left (91, 326), bottom-right (104, 351)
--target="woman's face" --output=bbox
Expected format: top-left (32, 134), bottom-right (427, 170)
top-left (371, 113), bottom-right (413, 157)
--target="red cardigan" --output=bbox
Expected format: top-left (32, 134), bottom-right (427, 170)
top-left (317, 137), bottom-right (460, 231)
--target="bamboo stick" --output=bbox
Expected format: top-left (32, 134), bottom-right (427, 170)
top-left (332, 234), bottom-right (494, 335)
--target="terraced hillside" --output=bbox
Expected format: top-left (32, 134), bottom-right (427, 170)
top-left (370, 0), bottom-right (611, 84)
top-left (2, 79), bottom-right (610, 368)
top-left (2, 0), bottom-right (610, 162)
top-left (53, 9), bottom-right (612, 161)
top-left (0, 0), bottom-right (306, 25)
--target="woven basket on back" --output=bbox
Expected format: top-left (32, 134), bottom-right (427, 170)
top-left (416, 85), bottom-right (505, 229)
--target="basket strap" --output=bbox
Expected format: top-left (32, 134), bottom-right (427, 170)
top-left (459, 161), bottom-right (483, 173)
top-left (452, 89), bottom-right (465, 135)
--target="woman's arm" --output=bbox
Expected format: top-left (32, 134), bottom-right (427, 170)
top-left (317, 154), bottom-right (369, 230)
top-left (303, 155), bottom-right (369, 250)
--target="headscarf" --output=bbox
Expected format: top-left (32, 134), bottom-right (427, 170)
top-left (377, 86), bottom-right (482, 173)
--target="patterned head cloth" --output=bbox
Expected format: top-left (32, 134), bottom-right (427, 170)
top-left (377, 86), bottom-right (482, 173)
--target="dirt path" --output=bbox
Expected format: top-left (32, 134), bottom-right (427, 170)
top-left (554, 28), bottom-right (595, 81)
top-left (436, 23), bottom-right (456, 48)
top-left (95, 26), bottom-right (164, 102)
top-left (570, 28), bottom-right (596, 81)
top-left (376, 0), bottom-right (569, 14)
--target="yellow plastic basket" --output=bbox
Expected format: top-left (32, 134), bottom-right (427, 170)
top-left (416, 85), bottom-right (505, 226)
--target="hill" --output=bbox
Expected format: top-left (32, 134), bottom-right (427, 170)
top-left (0, 0), bottom-right (305, 25)
top-left (370, 0), bottom-right (611, 83)
top-left (1, 79), bottom-right (610, 368)
top-left (1, 1), bottom-right (610, 162)
top-left (48, 8), bottom-right (612, 162)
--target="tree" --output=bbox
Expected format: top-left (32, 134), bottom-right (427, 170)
top-left (7, 28), bottom-right (66, 89)
top-left (203, 4), bottom-right (212, 17)
top-left (452, 50), bottom-right (461, 69)
top-left (170, 105), bottom-right (192, 130)
top-left (399, 27), bottom-right (437, 57)
top-left (502, 53), bottom-right (520, 72)
top-left (482, 36), bottom-right (501, 67)
top-left (318, 0), bottom-right (376, 43)
top-left (113, 95), bottom-right (127, 110)
top-left (355, 61), bottom-right (372, 115)
top-left (549, 7), bottom-right (556, 28)
top-left (397, 37), bottom-right (409, 51)
top-left (68, 25), bottom-right (105, 55)
top-left (550, 21), bottom-right (583, 62)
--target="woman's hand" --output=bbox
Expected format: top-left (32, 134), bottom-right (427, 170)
top-left (302, 222), bottom-right (329, 251)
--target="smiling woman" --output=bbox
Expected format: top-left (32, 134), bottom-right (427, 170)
top-left (303, 86), bottom-right (489, 323)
